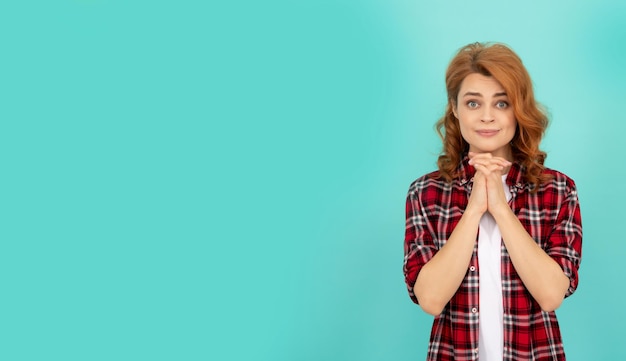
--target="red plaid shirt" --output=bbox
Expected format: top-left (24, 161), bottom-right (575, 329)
top-left (403, 156), bottom-right (583, 361)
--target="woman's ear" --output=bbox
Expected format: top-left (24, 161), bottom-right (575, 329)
top-left (451, 101), bottom-right (458, 118)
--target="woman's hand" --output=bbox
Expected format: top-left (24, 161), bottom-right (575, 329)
top-left (468, 152), bottom-right (511, 215)
top-left (466, 166), bottom-right (488, 216)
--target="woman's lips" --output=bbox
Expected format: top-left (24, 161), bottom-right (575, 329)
top-left (476, 129), bottom-right (499, 137)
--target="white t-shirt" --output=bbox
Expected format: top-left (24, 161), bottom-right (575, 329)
top-left (478, 174), bottom-right (511, 361)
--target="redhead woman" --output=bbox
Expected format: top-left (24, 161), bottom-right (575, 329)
top-left (403, 42), bottom-right (582, 361)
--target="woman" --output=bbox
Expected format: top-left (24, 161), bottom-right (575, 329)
top-left (403, 42), bottom-right (582, 361)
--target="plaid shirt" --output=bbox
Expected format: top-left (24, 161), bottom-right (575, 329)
top-left (403, 156), bottom-right (583, 361)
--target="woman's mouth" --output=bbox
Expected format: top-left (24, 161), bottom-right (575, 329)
top-left (476, 129), bottom-right (499, 137)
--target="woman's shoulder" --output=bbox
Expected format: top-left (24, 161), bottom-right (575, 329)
top-left (542, 167), bottom-right (577, 185)
top-left (407, 170), bottom-right (449, 194)
top-left (539, 166), bottom-right (578, 193)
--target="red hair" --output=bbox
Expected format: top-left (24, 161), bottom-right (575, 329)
top-left (435, 42), bottom-right (551, 190)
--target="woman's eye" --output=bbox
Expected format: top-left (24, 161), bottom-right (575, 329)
top-left (467, 101), bottom-right (478, 108)
top-left (496, 101), bottom-right (509, 109)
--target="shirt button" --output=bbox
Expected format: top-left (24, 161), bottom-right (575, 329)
top-left (471, 307), bottom-right (477, 313)
top-left (469, 266), bottom-right (476, 272)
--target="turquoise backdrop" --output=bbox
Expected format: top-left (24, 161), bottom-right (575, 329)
top-left (1, 0), bottom-right (623, 360)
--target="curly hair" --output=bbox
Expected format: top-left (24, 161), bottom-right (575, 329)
top-left (435, 42), bottom-right (551, 191)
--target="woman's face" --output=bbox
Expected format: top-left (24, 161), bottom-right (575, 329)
top-left (453, 73), bottom-right (517, 160)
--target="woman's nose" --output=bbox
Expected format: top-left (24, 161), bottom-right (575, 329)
top-left (481, 107), bottom-right (494, 122)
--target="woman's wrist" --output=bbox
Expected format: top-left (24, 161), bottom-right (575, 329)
top-left (463, 204), bottom-right (485, 223)
top-left (490, 202), bottom-right (513, 221)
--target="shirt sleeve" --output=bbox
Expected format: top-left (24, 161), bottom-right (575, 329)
top-left (545, 178), bottom-right (583, 298)
top-left (403, 185), bottom-right (438, 304)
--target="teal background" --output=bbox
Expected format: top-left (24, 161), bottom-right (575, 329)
top-left (1, 0), bottom-right (623, 360)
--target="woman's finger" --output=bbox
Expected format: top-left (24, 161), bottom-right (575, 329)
top-left (472, 162), bottom-right (503, 176)
top-left (468, 152), bottom-right (512, 167)
top-left (470, 158), bottom-right (511, 169)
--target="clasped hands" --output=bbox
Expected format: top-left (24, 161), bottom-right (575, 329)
top-left (467, 152), bottom-right (511, 216)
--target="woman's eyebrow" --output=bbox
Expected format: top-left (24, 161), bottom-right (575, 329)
top-left (462, 91), bottom-right (508, 97)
